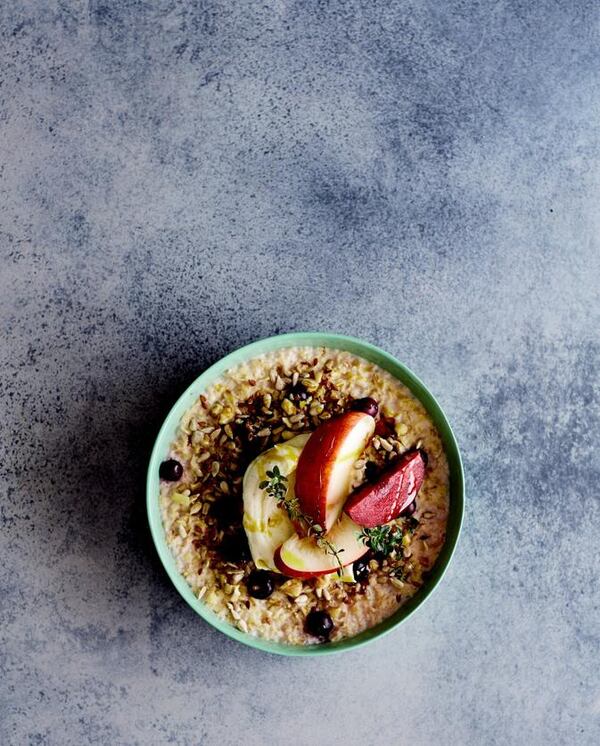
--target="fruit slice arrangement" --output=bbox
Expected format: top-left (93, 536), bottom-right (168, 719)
top-left (242, 398), bottom-right (428, 581)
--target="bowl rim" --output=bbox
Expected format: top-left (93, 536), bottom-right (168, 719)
top-left (146, 332), bottom-right (465, 656)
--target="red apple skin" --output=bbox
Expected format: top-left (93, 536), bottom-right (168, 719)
top-left (344, 449), bottom-right (426, 528)
top-left (295, 411), bottom-right (375, 531)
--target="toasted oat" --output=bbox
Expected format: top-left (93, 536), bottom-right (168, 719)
top-left (281, 579), bottom-right (304, 598)
top-left (226, 603), bottom-right (241, 621)
top-left (281, 398), bottom-right (296, 415)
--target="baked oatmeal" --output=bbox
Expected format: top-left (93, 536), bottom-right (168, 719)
top-left (159, 347), bottom-right (449, 645)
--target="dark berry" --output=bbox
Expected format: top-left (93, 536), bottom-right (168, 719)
top-left (246, 570), bottom-right (275, 599)
top-left (350, 397), bottom-right (379, 418)
top-left (400, 500), bottom-right (417, 517)
top-left (218, 532), bottom-right (250, 563)
top-left (353, 558), bottom-right (370, 583)
top-left (305, 609), bottom-right (334, 640)
top-left (159, 459), bottom-right (183, 481)
top-left (417, 448), bottom-right (429, 466)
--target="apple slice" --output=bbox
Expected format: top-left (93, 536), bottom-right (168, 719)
top-left (344, 449), bottom-right (426, 528)
top-left (274, 513), bottom-right (368, 578)
top-left (295, 411), bottom-right (376, 531)
top-left (242, 433), bottom-right (310, 571)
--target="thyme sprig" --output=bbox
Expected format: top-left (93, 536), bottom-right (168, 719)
top-left (259, 467), bottom-right (345, 575)
top-left (359, 524), bottom-right (404, 556)
top-left (313, 531), bottom-right (345, 577)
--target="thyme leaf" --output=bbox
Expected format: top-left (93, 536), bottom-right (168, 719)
top-left (259, 465), bottom-right (288, 505)
top-left (359, 524), bottom-right (404, 556)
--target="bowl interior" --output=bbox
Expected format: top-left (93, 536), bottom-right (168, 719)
top-left (147, 333), bottom-right (464, 656)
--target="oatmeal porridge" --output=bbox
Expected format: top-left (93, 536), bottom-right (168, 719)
top-left (159, 347), bottom-right (449, 645)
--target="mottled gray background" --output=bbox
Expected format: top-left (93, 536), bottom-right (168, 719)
top-left (1, 1), bottom-right (599, 744)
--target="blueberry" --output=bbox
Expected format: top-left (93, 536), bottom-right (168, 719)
top-left (305, 609), bottom-right (334, 640)
top-left (246, 570), bottom-right (275, 599)
top-left (353, 558), bottom-right (370, 583)
top-left (218, 532), bottom-right (250, 563)
top-left (159, 459), bottom-right (183, 481)
top-left (400, 500), bottom-right (417, 517)
top-left (350, 397), bottom-right (379, 418)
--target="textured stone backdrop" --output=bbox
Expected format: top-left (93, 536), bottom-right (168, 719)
top-left (1, 2), bottom-right (599, 744)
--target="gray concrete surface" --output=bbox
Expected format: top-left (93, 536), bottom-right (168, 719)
top-left (1, 2), bottom-right (599, 744)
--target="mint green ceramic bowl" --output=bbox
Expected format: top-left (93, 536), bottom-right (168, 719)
top-left (147, 333), bottom-right (464, 656)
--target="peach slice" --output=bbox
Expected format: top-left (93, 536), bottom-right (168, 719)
top-left (274, 514), bottom-right (368, 578)
top-left (294, 411), bottom-right (375, 531)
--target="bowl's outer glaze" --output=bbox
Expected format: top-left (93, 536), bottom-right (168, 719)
top-left (147, 333), bottom-right (465, 656)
